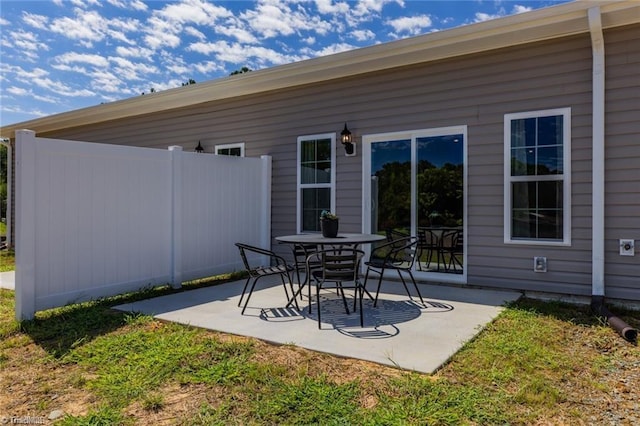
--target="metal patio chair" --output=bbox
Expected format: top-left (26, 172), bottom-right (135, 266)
top-left (235, 242), bottom-right (299, 315)
top-left (362, 235), bottom-right (425, 307)
top-left (307, 248), bottom-right (365, 328)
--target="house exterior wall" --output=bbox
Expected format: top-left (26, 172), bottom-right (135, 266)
top-left (42, 24), bottom-right (640, 301)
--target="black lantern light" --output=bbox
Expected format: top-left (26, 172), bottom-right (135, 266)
top-left (195, 141), bottom-right (205, 153)
top-left (340, 123), bottom-right (355, 156)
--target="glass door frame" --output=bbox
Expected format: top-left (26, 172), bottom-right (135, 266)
top-left (362, 126), bottom-right (468, 284)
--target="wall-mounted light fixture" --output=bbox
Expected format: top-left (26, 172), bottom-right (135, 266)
top-left (195, 141), bottom-right (205, 153)
top-left (340, 123), bottom-right (356, 156)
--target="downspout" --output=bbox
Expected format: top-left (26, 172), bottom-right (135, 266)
top-left (587, 7), bottom-right (637, 342)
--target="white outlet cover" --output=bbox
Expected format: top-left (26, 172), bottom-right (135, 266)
top-left (620, 239), bottom-right (635, 256)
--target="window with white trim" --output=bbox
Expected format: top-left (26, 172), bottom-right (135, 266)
top-left (215, 142), bottom-right (244, 157)
top-left (504, 108), bottom-right (571, 244)
top-left (297, 133), bottom-right (336, 233)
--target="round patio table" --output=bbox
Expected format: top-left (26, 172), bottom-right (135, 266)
top-left (276, 233), bottom-right (386, 310)
top-left (275, 232), bottom-right (385, 246)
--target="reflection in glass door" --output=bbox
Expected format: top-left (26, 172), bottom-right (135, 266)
top-left (366, 128), bottom-right (466, 281)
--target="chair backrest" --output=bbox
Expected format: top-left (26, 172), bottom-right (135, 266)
top-left (312, 248), bottom-right (364, 282)
top-left (419, 227), bottom-right (441, 249)
top-left (385, 228), bottom-right (409, 242)
top-left (236, 242), bottom-right (284, 273)
top-left (369, 235), bottom-right (418, 268)
top-left (390, 236), bottom-right (419, 267)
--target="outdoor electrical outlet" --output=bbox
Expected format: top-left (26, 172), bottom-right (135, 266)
top-left (619, 239), bottom-right (635, 256)
top-left (534, 256), bottom-right (547, 273)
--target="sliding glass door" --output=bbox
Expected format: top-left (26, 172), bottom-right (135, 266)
top-left (364, 127), bottom-right (466, 282)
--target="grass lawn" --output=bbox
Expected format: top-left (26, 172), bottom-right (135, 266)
top-left (0, 249), bottom-right (14, 272)
top-left (1, 281), bottom-right (638, 425)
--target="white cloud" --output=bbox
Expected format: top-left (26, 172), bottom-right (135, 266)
top-left (241, 0), bottom-right (332, 39)
top-left (351, 29), bottom-right (375, 42)
top-left (69, 0), bottom-right (102, 8)
top-left (22, 12), bottom-right (49, 29)
top-left (353, 0), bottom-right (404, 17)
top-left (106, 0), bottom-right (148, 11)
top-left (6, 86), bottom-right (28, 96)
top-left (314, 0), bottom-right (350, 15)
top-left (6, 86), bottom-right (59, 104)
top-left (184, 26), bottom-right (206, 41)
top-left (474, 11), bottom-right (504, 23)
top-left (50, 9), bottom-right (108, 47)
top-left (144, 16), bottom-right (182, 50)
top-left (513, 5), bottom-right (533, 14)
top-left (155, 0), bottom-right (231, 25)
top-left (305, 42), bottom-right (357, 57)
top-left (109, 56), bottom-right (158, 80)
top-left (0, 18), bottom-right (9, 26)
top-left (10, 30), bottom-right (49, 51)
top-left (31, 76), bottom-right (95, 97)
top-left (56, 52), bottom-right (110, 68)
top-left (116, 45), bottom-right (154, 58)
top-left (386, 15), bottom-right (432, 36)
top-left (188, 40), bottom-right (300, 67)
top-left (192, 61), bottom-right (223, 74)
top-left (90, 69), bottom-right (126, 93)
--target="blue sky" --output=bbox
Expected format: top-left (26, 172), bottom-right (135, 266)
top-left (0, 0), bottom-right (570, 127)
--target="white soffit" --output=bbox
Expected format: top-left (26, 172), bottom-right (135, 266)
top-left (1, 0), bottom-right (638, 138)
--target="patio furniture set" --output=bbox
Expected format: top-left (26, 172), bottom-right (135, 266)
top-left (235, 232), bottom-right (426, 328)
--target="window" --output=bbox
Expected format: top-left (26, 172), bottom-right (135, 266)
top-left (215, 143), bottom-right (244, 157)
top-left (297, 133), bottom-right (336, 233)
top-left (504, 108), bottom-right (571, 245)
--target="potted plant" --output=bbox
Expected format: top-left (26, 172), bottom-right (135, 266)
top-left (320, 210), bottom-right (339, 238)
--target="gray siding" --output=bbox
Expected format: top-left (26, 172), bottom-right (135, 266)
top-left (602, 25), bottom-right (640, 301)
top-left (44, 24), bottom-right (640, 301)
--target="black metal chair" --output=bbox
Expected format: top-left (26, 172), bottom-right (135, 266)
top-left (442, 229), bottom-right (463, 273)
top-left (307, 248), bottom-right (365, 328)
top-left (286, 243), bottom-right (320, 294)
top-left (363, 236), bottom-right (425, 307)
top-left (418, 227), bottom-right (442, 271)
top-left (235, 243), bottom-right (299, 314)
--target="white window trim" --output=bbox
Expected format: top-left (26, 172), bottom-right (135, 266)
top-left (503, 107), bottom-right (571, 246)
top-left (296, 133), bottom-right (336, 234)
top-left (215, 142), bottom-right (245, 156)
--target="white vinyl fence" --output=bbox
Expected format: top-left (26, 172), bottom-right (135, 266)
top-left (15, 130), bottom-right (271, 319)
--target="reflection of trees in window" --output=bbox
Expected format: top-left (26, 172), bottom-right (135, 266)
top-left (374, 160), bottom-right (463, 231)
top-left (375, 161), bottom-right (411, 231)
top-left (418, 160), bottom-right (463, 227)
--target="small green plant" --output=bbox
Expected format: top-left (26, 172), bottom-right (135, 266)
top-left (141, 393), bottom-right (165, 412)
top-left (320, 210), bottom-right (338, 220)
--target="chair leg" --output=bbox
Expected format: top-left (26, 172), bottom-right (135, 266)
top-left (316, 283), bottom-right (322, 329)
top-left (241, 278), bottom-right (259, 315)
top-left (357, 281), bottom-right (364, 327)
top-left (238, 277), bottom-right (252, 307)
top-left (337, 282), bottom-right (350, 314)
top-left (374, 269), bottom-right (385, 307)
top-left (397, 272), bottom-right (412, 300)
top-left (281, 274), bottom-right (300, 311)
top-left (406, 270), bottom-right (425, 306)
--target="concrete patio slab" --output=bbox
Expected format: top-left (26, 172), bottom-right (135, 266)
top-left (115, 277), bottom-right (520, 374)
top-left (0, 271), bottom-right (14, 290)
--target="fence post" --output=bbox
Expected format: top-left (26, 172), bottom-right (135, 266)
top-left (260, 155), bottom-right (272, 249)
top-left (15, 130), bottom-right (37, 320)
top-left (169, 146), bottom-right (183, 288)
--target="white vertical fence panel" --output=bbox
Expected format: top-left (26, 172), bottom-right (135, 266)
top-left (178, 153), bottom-right (271, 282)
top-left (15, 131), bottom-right (270, 319)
